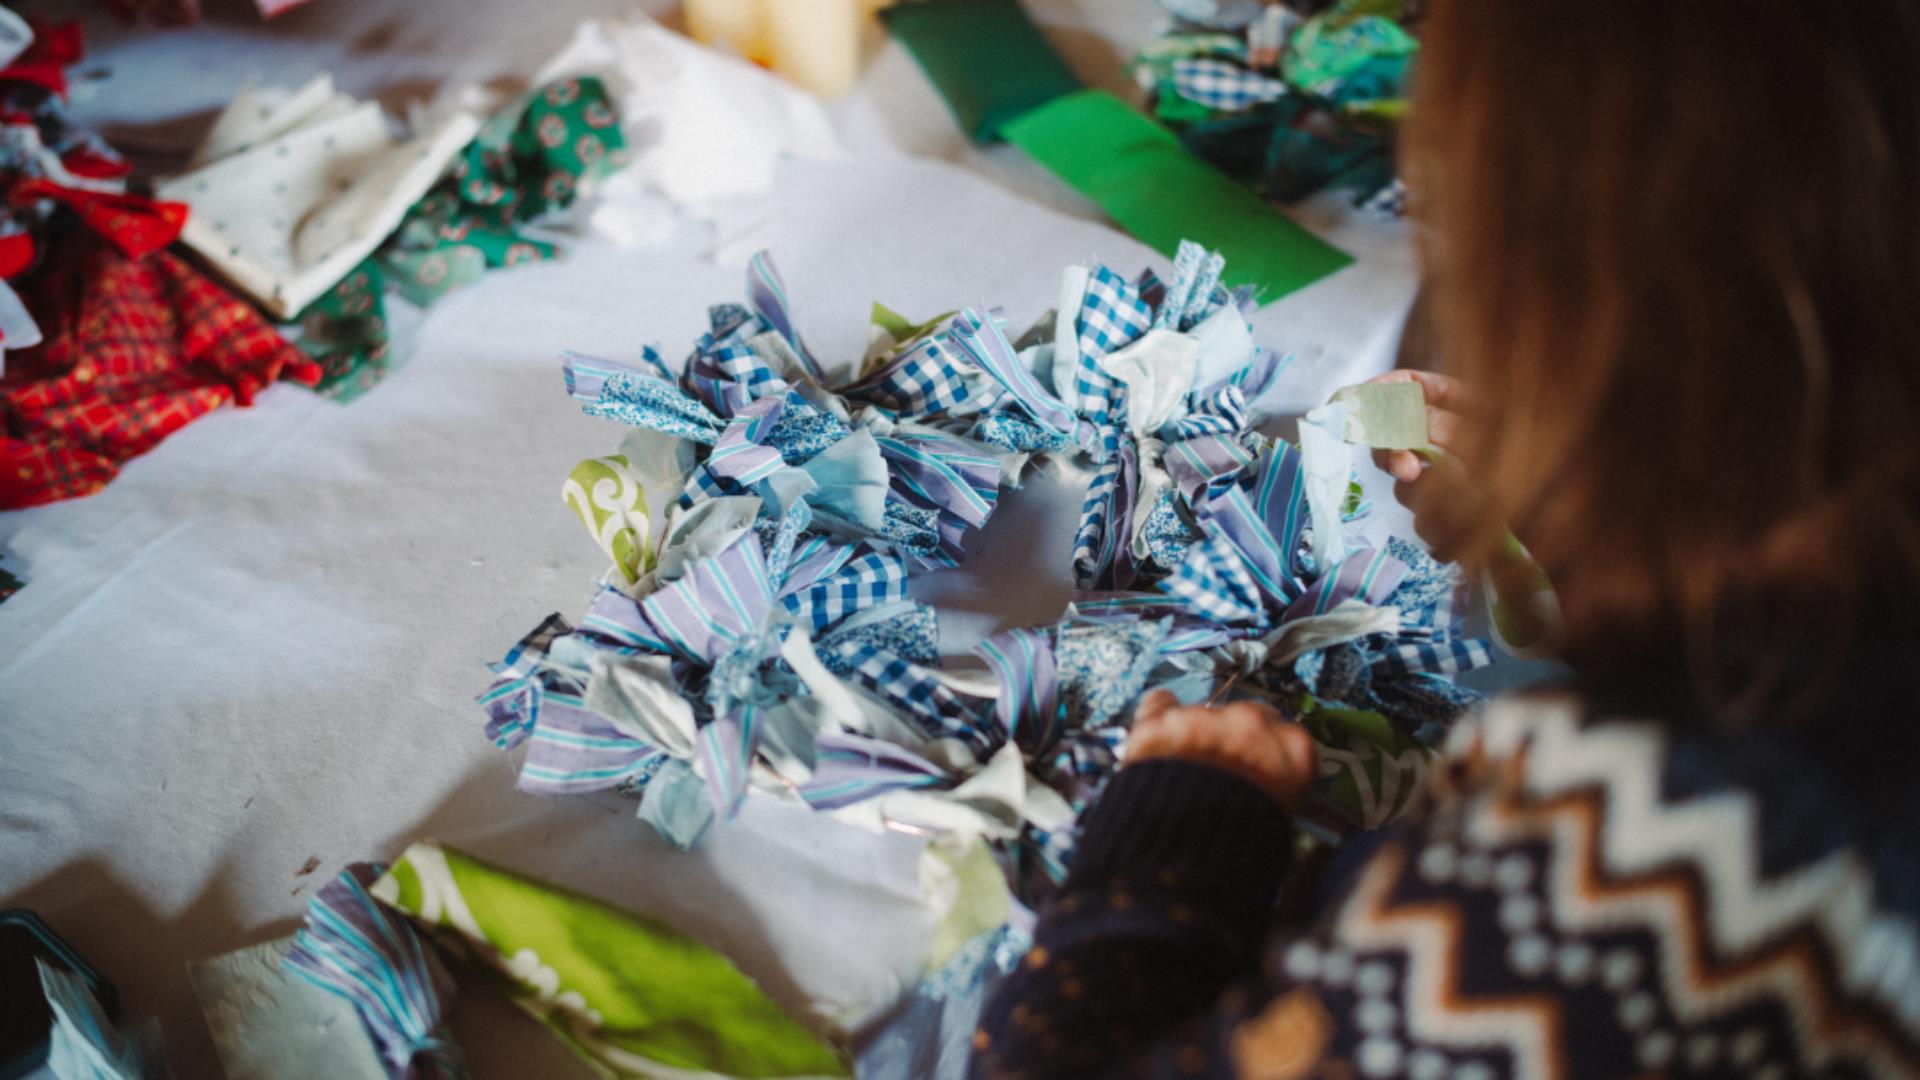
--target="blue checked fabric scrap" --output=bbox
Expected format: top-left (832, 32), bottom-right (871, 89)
top-left (476, 239), bottom-right (1499, 897)
top-left (1170, 58), bottom-right (1291, 111)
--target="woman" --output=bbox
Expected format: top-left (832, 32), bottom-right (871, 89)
top-left (972, 0), bottom-right (1920, 1076)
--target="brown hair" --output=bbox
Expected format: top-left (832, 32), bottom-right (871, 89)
top-left (1407, 0), bottom-right (1920, 720)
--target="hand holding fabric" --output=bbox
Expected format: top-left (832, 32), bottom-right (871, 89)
top-left (1123, 689), bottom-right (1317, 810)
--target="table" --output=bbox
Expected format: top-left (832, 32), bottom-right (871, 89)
top-left (0, 1), bottom-right (1431, 1074)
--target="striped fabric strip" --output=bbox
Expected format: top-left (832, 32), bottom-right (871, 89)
top-left (562, 352), bottom-right (648, 403)
top-left (477, 614), bottom-right (574, 749)
top-left (1204, 484), bottom-right (1300, 609)
top-left (639, 534), bottom-right (774, 663)
top-left (796, 731), bottom-right (948, 809)
top-left (746, 250), bottom-right (824, 382)
top-left (1245, 439), bottom-right (1311, 591)
top-left (1167, 383), bottom-right (1249, 440)
top-left (1280, 545), bottom-right (1410, 624)
top-left (576, 587), bottom-right (673, 655)
top-left (947, 308), bottom-right (1098, 450)
top-left (678, 398), bottom-right (792, 510)
top-left (697, 707), bottom-right (756, 819)
top-left (876, 429), bottom-right (1002, 565)
top-left (285, 864), bottom-right (463, 1080)
top-left (776, 534), bottom-right (857, 598)
top-left (1374, 637), bottom-right (1495, 678)
top-left (1163, 431), bottom-right (1257, 502)
top-left (517, 692), bottom-right (671, 796)
top-left (975, 625), bottom-right (1059, 751)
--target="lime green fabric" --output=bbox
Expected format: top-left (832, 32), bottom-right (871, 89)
top-left (371, 842), bottom-right (851, 1079)
top-left (923, 838), bottom-right (1012, 975)
top-left (1002, 91), bottom-right (1352, 299)
top-left (1330, 381), bottom-right (1428, 450)
top-left (562, 453), bottom-right (657, 586)
top-left (879, 0), bottom-right (1083, 143)
top-left (1298, 703), bottom-right (1434, 830)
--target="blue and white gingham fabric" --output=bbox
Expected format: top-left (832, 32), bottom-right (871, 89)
top-left (1171, 58), bottom-right (1291, 112)
top-left (847, 336), bottom-right (976, 418)
top-left (1162, 528), bottom-right (1269, 625)
top-left (828, 643), bottom-right (997, 755)
top-left (1076, 266), bottom-right (1153, 363)
top-left (782, 548), bottom-right (909, 631)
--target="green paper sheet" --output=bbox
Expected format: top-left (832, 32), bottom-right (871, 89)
top-left (1003, 91), bottom-right (1353, 300)
top-left (371, 842), bottom-right (851, 1080)
top-left (879, 0), bottom-right (1083, 143)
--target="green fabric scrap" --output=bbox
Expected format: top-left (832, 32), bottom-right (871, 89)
top-left (1298, 701), bottom-right (1435, 830)
top-left (1330, 381), bottom-right (1428, 449)
top-left (1286, 0), bottom-right (1417, 98)
top-left (287, 261), bottom-right (392, 403)
top-left (371, 841), bottom-right (852, 1080)
top-left (382, 75), bottom-right (626, 304)
top-left (1002, 90), bottom-right (1352, 300)
top-left (879, 0), bottom-right (1085, 143)
top-left (293, 76), bottom-right (629, 400)
top-left (0, 561), bottom-right (20, 604)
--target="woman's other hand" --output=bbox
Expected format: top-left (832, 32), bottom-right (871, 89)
top-left (1126, 691), bottom-right (1319, 811)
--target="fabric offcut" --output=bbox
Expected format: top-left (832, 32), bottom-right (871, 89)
top-left (287, 843), bottom-right (853, 1079)
top-left (1136, 0), bottom-right (1418, 213)
top-left (0, 234), bottom-right (321, 508)
top-left (156, 73), bottom-right (481, 322)
top-left (285, 74), bottom-right (631, 400)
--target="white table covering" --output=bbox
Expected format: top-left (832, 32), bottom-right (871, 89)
top-left (0, 1), bottom-right (1429, 1074)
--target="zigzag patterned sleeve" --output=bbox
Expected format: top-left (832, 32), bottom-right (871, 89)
top-left (977, 699), bottom-right (1918, 1079)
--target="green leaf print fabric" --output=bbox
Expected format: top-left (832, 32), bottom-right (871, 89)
top-left (369, 842), bottom-right (852, 1080)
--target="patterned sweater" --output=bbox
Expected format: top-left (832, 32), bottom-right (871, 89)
top-left (973, 694), bottom-right (1920, 1078)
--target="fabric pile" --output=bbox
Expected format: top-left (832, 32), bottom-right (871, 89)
top-left (1136, 0), bottom-right (1419, 214)
top-left (156, 70), bottom-right (628, 400)
top-left (276, 843), bottom-right (852, 1080)
top-left (478, 240), bottom-right (1492, 912)
top-left (0, 15), bottom-right (321, 509)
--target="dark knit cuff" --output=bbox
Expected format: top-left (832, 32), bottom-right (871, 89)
top-left (1061, 760), bottom-right (1295, 946)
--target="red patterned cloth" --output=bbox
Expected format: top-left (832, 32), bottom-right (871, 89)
top-left (0, 236), bottom-right (321, 509)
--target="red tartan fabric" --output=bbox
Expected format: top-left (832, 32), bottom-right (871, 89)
top-left (0, 237), bottom-right (321, 509)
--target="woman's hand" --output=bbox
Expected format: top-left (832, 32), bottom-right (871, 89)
top-left (1126, 691), bottom-right (1319, 811)
top-left (1365, 369), bottom-right (1488, 563)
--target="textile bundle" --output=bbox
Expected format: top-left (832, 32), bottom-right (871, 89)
top-left (1136, 0), bottom-right (1419, 214)
top-left (0, 18), bottom-right (320, 509)
top-left (283, 843), bottom-right (852, 1079)
top-left (479, 240), bottom-right (1493, 907)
